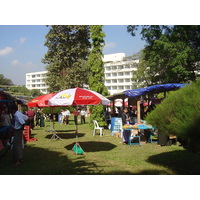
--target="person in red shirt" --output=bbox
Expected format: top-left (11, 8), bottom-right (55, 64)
top-left (72, 108), bottom-right (79, 125)
top-left (26, 107), bottom-right (35, 130)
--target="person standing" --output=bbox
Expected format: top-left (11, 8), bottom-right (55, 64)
top-left (60, 109), bottom-right (65, 124)
top-left (35, 109), bottom-right (41, 126)
top-left (121, 108), bottom-right (131, 144)
top-left (72, 108), bottom-right (79, 125)
top-left (39, 108), bottom-right (45, 127)
top-left (0, 106), bottom-right (12, 147)
top-left (80, 108), bottom-right (86, 124)
top-left (12, 103), bottom-right (28, 166)
top-left (64, 108), bottom-right (71, 125)
top-left (26, 107), bottom-right (35, 130)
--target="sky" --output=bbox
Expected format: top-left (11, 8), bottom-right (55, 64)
top-left (0, 25), bottom-right (146, 86)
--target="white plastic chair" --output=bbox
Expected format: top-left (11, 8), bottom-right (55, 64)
top-left (93, 120), bottom-right (104, 136)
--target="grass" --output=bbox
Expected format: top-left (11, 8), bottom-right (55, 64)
top-left (1, 116), bottom-right (200, 175)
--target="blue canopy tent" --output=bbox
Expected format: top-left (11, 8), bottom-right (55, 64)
top-left (107, 83), bottom-right (187, 123)
top-left (124, 83), bottom-right (186, 98)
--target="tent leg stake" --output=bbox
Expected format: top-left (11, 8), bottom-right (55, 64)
top-left (72, 134), bottom-right (86, 156)
top-left (50, 131), bottom-right (62, 140)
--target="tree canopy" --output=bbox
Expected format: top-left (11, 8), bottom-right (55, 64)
top-left (145, 78), bottom-right (200, 152)
top-left (87, 25), bottom-right (109, 127)
top-left (0, 74), bottom-right (13, 86)
top-left (42, 25), bottom-right (91, 92)
top-left (127, 25), bottom-right (200, 86)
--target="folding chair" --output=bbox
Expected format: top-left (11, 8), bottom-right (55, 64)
top-left (93, 120), bottom-right (104, 136)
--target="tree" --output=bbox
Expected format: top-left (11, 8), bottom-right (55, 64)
top-left (87, 25), bottom-right (109, 127)
top-left (42, 25), bottom-right (91, 92)
top-left (145, 78), bottom-right (200, 152)
top-left (127, 25), bottom-right (200, 85)
top-left (0, 74), bottom-right (13, 86)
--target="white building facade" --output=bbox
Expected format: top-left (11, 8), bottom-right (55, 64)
top-left (103, 53), bottom-right (139, 95)
top-left (26, 71), bottom-right (48, 94)
top-left (25, 53), bottom-right (138, 94)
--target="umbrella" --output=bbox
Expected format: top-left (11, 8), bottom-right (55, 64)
top-left (48, 87), bottom-right (110, 154)
top-left (28, 93), bottom-right (60, 139)
top-left (48, 87), bottom-right (110, 106)
top-left (28, 93), bottom-right (55, 107)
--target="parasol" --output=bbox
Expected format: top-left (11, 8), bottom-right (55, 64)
top-left (48, 87), bottom-right (110, 106)
top-left (28, 93), bottom-right (56, 107)
top-left (48, 87), bottom-right (110, 154)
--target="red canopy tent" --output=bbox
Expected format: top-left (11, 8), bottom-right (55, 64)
top-left (28, 93), bottom-right (55, 108)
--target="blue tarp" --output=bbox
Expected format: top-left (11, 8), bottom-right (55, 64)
top-left (124, 83), bottom-right (186, 98)
top-left (0, 100), bottom-right (14, 103)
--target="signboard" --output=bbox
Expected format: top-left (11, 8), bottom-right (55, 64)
top-left (110, 117), bottom-right (122, 136)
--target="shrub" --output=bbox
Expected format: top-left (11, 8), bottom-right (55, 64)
top-left (145, 79), bottom-right (200, 152)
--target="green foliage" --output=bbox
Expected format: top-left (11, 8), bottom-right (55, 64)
top-left (87, 25), bottom-right (109, 96)
top-left (127, 25), bottom-right (200, 85)
top-left (0, 74), bottom-right (13, 85)
top-left (42, 106), bottom-right (74, 114)
top-left (42, 25), bottom-right (91, 92)
top-left (146, 79), bottom-right (200, 152)
top-left (89, 105), bottom-right (106, 127)
top-left (8, 86), bottom-right (43, 98)
top-left (87, 25), bottom-right (109, 127)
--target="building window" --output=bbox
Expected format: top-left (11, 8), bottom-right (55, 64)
top-left (118, 72), bottom-right (124, 76)
top-left (105, 73), bottom-right (111, 77)
top-left (112, 79), bottom-right (117, 83)
top-left (118, 65), bottom-right (123, 70)
top-left (118, 86), bottom-right (124, 90)
top-left (125, 79), bottom-right (130, 82)
top-left (112, 66), bottom-right (117, 70)
top-left (118, 79), bottom-right (124, 83)
top-left (125, 85), bottom-right (131, 89)
top-left (112, 86), bottom-right (117, 90)
top-left (125, 64), bottom-right (130, 69)
top-left (107, 86), bottom-right (111, 90)
top-left (125, 72), bottom-right (131, 76)
top-left (32, 75), bottom-right (35, 78)
top-left (106, 80), bottom-right (111, 83)
top-left (112, 73), bottom-right (117, 77)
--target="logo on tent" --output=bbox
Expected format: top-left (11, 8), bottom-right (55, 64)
top-left (57, 93), bottom-right (71, 99)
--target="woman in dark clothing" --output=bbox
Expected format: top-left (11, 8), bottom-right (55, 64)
top-left (121, 108), bottom-right (131, 144)
top-left (39, 109), bottom-right (45, 127)
top-left (35, 109), bottom-right (41, 126)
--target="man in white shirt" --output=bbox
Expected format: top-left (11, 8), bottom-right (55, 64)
top-left (80, 108), bottom-right (86, 124)
top-left (12, 103), bottom-right (28, 166)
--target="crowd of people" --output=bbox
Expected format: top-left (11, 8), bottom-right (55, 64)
top-left (59, 107), bottom-right (87, 125)
top-left (0, 103), bottom-right (89, 167)
top-left (0, 103), bottom-right (48, 166)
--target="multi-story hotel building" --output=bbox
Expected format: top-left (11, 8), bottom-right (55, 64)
top-left (103, 53), bottom-right (139, 95)
top-left (26, 71), bottom-right (48, 94)
top-left (25, 53), bottom-right (139, 94)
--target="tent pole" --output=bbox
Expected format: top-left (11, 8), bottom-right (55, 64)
top-left (50, 107), bottom-right (54, 129)
top-left (112, 99), bottom-right (115, 115)
top-left (137, 98), bottom-right (141, 123)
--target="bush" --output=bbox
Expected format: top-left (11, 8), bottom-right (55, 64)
top-left (145, 79), bottom-right (200, 152)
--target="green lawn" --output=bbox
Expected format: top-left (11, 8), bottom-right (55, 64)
top-left (1, 116), bottom-right (200, 175)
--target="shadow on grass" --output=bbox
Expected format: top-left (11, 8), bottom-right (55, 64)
top-left (147, 150), bottom-right (200, 175)
top-left (55, 129), bottom-right (76, 132)
top-left (45, 133), bottom-right (85, 139)
top-left (0, 145), bottom-right (103, 175)
top-left (103, 169), bottom-right (171, 175)
top-left (65, 141), bottom-right (117, 152)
